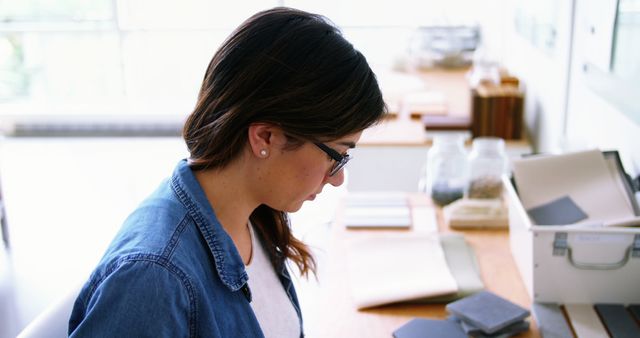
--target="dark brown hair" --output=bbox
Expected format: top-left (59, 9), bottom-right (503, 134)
top-left (183, 7), bottom-right (387, 276)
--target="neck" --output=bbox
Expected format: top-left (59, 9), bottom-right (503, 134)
top-left (194, 154), bottom-right (259, 264)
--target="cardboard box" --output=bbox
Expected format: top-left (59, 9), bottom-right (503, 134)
top-left (504, 176), bottom-right (640, 304)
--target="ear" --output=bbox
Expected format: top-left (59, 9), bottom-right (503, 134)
top-left (247, 123), bottom-right (279, 158)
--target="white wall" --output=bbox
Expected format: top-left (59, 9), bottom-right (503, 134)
top-left (502, 0), bottom-right (576, 154)
top-left (564, 0), bottom-right (640, 174)
top-left (501, 0), bottom-right (639, 175)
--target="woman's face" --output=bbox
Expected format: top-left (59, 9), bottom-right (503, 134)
top-left (264, 131), bottom-right (362, 212)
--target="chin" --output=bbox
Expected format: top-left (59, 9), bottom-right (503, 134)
top-left (266, 196), bottom-right (309, 213)
top-left (280, 200), bottom-right (307, 213)
top-left (283, 204), bottom-right (304, 213)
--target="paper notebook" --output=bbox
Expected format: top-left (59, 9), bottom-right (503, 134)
top-left (346, 233), bottom-right (458, 309)
top-left (409, 234), bottom-right (484, 303)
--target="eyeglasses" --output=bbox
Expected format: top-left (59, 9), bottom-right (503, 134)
top-left (314, 142), bottom-right (351, 177)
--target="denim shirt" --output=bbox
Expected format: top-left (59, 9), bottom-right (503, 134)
top-left (68, 159), bottom-right (303, 337)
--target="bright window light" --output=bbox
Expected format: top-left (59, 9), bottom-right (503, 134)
top-left (0, 0), bottom-right (497, 131)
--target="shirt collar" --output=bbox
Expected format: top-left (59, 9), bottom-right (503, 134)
top-left (170, 159), bottom-right (248, 292)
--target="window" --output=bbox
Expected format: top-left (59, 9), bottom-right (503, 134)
top-left (584, 0), bottom-right (640, 126)
top-left (612, 0), bottom-right (640, 80)
top-left (0, 1), bottom-right (275, 110)
top-left (0, 0), bottom-right (491, 133)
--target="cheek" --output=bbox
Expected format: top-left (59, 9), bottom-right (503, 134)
top-left (289, 157), bottom-right (327, 188)
top-left (292, 164), bottom-right (323, 186)
top-left (278, 147), bottom-right (328, 190)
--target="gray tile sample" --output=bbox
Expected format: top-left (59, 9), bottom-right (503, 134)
top-left (594, 304), bottom-right (640, 338)
top-left (532, 303), bottom-right (573, 338)
top-left (445, 291), bottom-right (530, 334)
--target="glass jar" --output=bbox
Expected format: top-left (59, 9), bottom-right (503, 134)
top-left (467, 137), bottom-right (507, 199)
top-left (420, 134), bottom-right (468, 206)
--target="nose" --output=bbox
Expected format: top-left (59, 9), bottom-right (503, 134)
top-left (325, 168), bottom-right (345, 187)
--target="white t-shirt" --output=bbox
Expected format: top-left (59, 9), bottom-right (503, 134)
top-left (245, 225), bottom-right (301, 338)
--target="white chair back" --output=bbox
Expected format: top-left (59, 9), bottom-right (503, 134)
top-left (16, 284), bottom-right (81, 338)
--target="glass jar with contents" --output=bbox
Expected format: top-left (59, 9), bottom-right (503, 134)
top-left (467, 137), bottom-right (507, 199)
top-left (420, 134), bottom-right (468, 206)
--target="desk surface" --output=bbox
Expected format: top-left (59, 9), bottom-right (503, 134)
top-left (295, 194), bottom-right (539, 338)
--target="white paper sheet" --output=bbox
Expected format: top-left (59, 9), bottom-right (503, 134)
top-left (344, 192), bottom-right (412, 228)
top-left (344, 206), bottom-right (412, 228)
top-left (346, 233), bottom-right (458, 309)
top-left (512, 149), bottom-right (635, 224)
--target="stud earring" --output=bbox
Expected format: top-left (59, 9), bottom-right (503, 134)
top-left (260, 149), bottom-right (268, 157)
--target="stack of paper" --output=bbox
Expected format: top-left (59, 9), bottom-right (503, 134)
top-left (343, 192), bottom-right (412, 228)
top-left (512, 149), bottom-right (640, 227)
top-left (346, 233), bottom-right (484, 309)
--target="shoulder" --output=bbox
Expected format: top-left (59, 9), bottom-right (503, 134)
top-left (87, 253), bottom-right (197, 309)
top-left (133, 178), bottom-right (189, 225)
top-left (97, 253), bottom-right (196, 291)
top-left (107, 179), bottom-right (194, 257)
top-left (70, 255), bottom-right (199, 337)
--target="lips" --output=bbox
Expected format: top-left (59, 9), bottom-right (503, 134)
top-left (307, 189), bottom-right (323, 201)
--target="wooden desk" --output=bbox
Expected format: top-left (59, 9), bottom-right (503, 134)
top-left (295, 194), bottom-right (539, 338)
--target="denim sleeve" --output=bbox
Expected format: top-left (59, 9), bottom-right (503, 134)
top-left (69, 256), bottom-right (203, 338)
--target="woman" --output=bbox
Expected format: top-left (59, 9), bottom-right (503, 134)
top-left (68, 7), bottom-right (386, 338)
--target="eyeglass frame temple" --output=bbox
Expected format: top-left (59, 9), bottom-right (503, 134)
top-left (314, 142), bottom-right (343, 162)
top-left (314, 142), bottom-right (351, 176)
